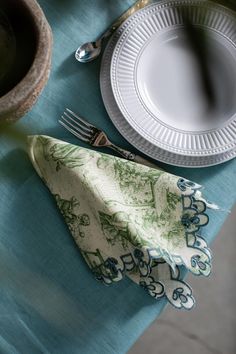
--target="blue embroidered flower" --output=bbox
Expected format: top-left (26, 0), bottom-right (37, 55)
top-left (177, 178), bottom-right (197, 192)
top-left (140, 280), bottom-right (156, 292)
top-left (92, 267), bottom-right (112, 285)
top-left (172, 287), bottom-right (189, 304)
top-left (134, 249), bottom-right (150, 277)
top-left (139, 276), bottom-right (164, 298)
top-left (181, 208), bottom-right (208, 233)
top-left (104, 257), bottom-right (119, 276)
top-left (181, 214), bottom-right (200, 228)
top-left (191, 255), bottom-right (208, 272)
top-left (92, 257), bottom-right (124, 284)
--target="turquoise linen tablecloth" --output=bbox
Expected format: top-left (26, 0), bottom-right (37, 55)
top-left (0, 1), bottom-right (236, 353)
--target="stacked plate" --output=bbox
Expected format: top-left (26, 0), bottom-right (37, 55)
top-left (100, 0), bottom-right (236, 167)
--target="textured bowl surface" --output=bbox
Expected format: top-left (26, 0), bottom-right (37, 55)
top-left (0, 0), bottom-right (52, 123)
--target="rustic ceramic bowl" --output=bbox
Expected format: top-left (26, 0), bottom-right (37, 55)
top-left (0, 0), bottom-right (52, 124)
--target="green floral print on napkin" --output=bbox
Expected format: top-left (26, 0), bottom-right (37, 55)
top-left (28, 135), bottom-right (216, 310)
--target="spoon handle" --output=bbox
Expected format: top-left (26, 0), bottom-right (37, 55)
top-left (98, 0), bottom-right (150, 41)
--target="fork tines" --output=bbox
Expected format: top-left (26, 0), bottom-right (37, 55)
top-left (59, 108), bottom-right (94, 143)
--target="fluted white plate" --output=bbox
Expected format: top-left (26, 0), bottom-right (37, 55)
top-left (100, 1), bottom-right (236, 168)
top-left (110, 0), bottom-right (236, 157)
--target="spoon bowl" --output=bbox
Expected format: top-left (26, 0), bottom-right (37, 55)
top-left (75, 1), bottom-right (150, 64)
top-left (75, 40), bottom-right (102, 63)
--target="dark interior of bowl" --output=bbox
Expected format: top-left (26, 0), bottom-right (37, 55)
top-left (0, 0), bottom-right (38, 97)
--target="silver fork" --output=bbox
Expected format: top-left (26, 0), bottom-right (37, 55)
top-left (59, 108), bottom-right (159, 168)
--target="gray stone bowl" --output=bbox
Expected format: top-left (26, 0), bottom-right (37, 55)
top-left (0, 0), bottom-right (52, 124)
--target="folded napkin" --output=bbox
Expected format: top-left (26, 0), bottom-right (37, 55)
top-left (28, 135), bottom-right (216, 310)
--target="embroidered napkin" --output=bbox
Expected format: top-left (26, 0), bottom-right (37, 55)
top-left (28, 135), bottom-right (215, 310)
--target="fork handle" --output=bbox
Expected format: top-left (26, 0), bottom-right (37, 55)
top-left (108, 145), bottom-right (161, 170)
top-left (133, 154), bottom-right (163, 170)
top-left (109, 144), bottom-right (135, 160)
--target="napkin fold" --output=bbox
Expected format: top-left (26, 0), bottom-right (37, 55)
top-left (28, 135), bottom-right (215, 310)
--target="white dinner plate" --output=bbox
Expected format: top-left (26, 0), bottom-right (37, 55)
top-left (100, 2), bottom-right (236, 168)
top-left (110, 0), bottom-right (236, 156)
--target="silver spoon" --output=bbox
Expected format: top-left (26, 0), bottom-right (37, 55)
top-left (75, 0), bottom-right (149, 63)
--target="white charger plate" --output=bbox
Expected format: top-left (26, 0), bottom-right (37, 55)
top-left (100, 2), bottom-right (236, 168)
top-left (110, 0), bottom-right (236, 157)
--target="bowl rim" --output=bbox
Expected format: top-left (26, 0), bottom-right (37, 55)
top-left (0, 0), bottom-right (52, 115)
